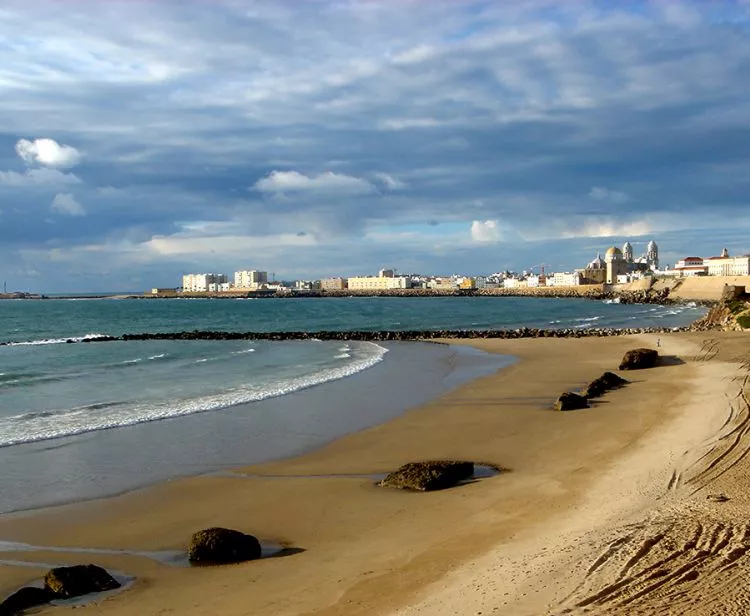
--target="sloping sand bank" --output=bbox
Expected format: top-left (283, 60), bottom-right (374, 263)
top-left (0, 333), bottom-right (746, 615)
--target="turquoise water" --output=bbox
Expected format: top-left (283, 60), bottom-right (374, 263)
top-left (0, 296), bottom-right (704, 512)
top-left (0, 296), bottom-right (704, 343)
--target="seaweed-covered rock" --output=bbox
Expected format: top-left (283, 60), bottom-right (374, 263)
top-left (0, 587), bottom-right (54, 616)
top-left (378, 461), bottom-right (475, 491)
top-left (44, 565), bottom-right (120, 599)
top-left (188, 528), bottom-right (262, 564)
top-left (555, 392), bottom-right (589, 411)
top-left (582, 371), bottom-right (629, 399)
top-left (618, 348), bottom-right (659, 370)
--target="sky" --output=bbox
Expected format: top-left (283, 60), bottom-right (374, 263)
top-left (1, 0), bottom-right (750, 292)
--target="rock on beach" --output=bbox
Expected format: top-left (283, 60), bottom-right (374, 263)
top-left (188, 528), bottom-right (262, 564)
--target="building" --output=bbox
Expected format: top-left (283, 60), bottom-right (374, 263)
top-left (526, 275), bottom-right (547, 288)
top-left (604, 246), bottom-right (628, 284)
top-left (552, 272), bottom-right (582, 287)
top-left (705, 249), bottom-right (750, 276)
top-left (646, 240), bottom-right (659, 270)
top-left (622, 242), bottom-right (634, 263)
top-left (674, 257), bottom-right (707, 277)
top-left (181, 273), bottom-right (228, 293)
top-left (579, 252), bottom-right (607, 284)
top-left (320, 277), bottom-right (348, 291)
top-left (378, 269), bottom-right (395, 278)
top-left (234, 270), bottom-right (268, 289)
top-left (348, 275), bottom-right (411, 290)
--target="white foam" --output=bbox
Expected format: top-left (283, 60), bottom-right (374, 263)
top-left (0, 342), bottom-right (388, 448)
top-left (334, 352), bottom-right (352, 359)
top-left (7, 333), bottom-right (108, 347)
top-left (231, 348), bottom-right (256, 355)
top-left (148, 353), bottom-right (166, 360)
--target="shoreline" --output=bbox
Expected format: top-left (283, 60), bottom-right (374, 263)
top-left (3, 331), bottom-right (744, 615)
top-left (0, 342), bottom-right (513, 515)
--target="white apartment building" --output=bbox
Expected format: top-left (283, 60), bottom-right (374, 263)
top-left (552, 272), bottom-right (582, 287)
top-left (705, 255), bottom-right (750, 277)
top-left (234, 270), bottom-right (268, 289)
top-left (348, 276), bottom-right (411, 290)
top-left (181, 273), bottom-right (228, 292)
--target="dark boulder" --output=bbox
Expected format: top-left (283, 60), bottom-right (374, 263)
top-left (0, 587), bottom-right (54, 616)
top-left (582, 371), bottom-right (629, 399)
top-left (555, 392), bottom-right (589, 411)
top-left (188, 528), bottom-right (262, 564)
top-left (378, 461), bottom-right (475, 491)
top-left (44, 565), bottom-right (120, 599)
top-left (619, 348), bottom-right (659, 370)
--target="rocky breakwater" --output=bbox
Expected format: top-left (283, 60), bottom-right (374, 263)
top-left (0, 326), bottom-right (697, 348)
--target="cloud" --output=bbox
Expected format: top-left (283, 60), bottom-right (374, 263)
top-left (589, 187), bottom-right (631, 205)
top-left (560, 219), bottom-right (653, 239)
top-left (51, 193), bottom-right (86, 216)
top-left (16, 138), bottom-right (82, 168)
top-left (374, 173), bottom-right (406, 191)
top-left (254, 171), bottom-right (374, 195)
top-left (0, 168), bottom-right (82, 186)
top-left (2, 1), bottom-right (750, 290)
top-left (470, 220), bottom-right (501, 242)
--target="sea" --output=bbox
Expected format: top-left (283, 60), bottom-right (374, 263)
top-left (0, 296), bottom-right (705, 513)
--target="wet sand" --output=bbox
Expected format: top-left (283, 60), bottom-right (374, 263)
top-left (1, 332), bottom-right (746, 615)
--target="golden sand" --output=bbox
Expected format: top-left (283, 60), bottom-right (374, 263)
top-left (1, 332), bottom-right (748, 615)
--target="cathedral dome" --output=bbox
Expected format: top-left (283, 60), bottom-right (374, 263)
top-left (605, 246), bottom-right (623, 261)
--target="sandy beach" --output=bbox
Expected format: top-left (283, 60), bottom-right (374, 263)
top-left (1, 332), bottom-right (749, 615)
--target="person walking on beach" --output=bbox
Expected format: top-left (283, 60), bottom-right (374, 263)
top-left (657, 338), bottom-right (661, 348)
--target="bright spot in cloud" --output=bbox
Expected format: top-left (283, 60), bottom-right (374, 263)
top-left (16, 138), bottom-right (82, 169)
top-left (471, 220), bottom-right (501, 242)
top-left (254, 170), bottom-right (374, 195)
top-left (51, 193), bottom-right (86, 216)
top-left (561, 219), bottom-right (652, 238)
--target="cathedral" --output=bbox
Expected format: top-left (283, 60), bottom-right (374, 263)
top-left (582, 240), bottom-right (660, 285)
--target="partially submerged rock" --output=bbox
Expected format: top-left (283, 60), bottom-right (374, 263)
top-left (555, 392), bottom-right (589, 411)
top-left (0, 586), bottom-right (54, 616)
top-left (44, 564), bottom-right (120, 599)
top-left (378, 461), bottom-right (475, 491)
top-left (582, 371), bottom-right (629, 399)
top-left (619, 348), bottom-right (659, 370)
top-left (188, 528), bottom-right (262, 564)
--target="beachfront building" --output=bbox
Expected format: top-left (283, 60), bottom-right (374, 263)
top-left (234, 270), bottom-right (268, 289)
top-left (526, 275), bottom-right (547, 288)
top-left (348, 275), bottom-right (411, 290)
top-left (181, 273), bottom-right (228, 293)
top-left (604, 247), bottom-right (628, 284)
top-left (427, 277), bottom-right (458, 290)
top-left (705, 249), bottom-right (750, 276)
top-left (320, 277), bottom-right (348, 291)
top-left (674, 257), bottom-right (708, 277)
top-left (552, 272), bottom-right (582, 287)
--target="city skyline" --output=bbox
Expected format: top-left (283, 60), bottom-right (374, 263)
top-left (2, 1), bottom-right (750, 292)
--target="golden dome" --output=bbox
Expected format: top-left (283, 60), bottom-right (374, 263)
top-left (605, 246), bottom-right (622, 257)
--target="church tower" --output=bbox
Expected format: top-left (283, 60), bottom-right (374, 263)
top-left (622, 241), bottom-right (634, 263)
top-left (646, 240), bottom-right (659, 270)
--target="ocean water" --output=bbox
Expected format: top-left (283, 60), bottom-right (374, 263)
top-left (0, 296), bottom-right (705, 512)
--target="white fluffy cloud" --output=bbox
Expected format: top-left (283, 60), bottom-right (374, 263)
top-left (16, 138), bottom-right (81, 169)
top-left (0, 168), bottom-right (82, 186)
top-left (470, 220), bottom-right (501, 242)
top-left (589, 187), bottom-right (631, 205)
top-left (254, 171), bottom-right (374, 195)
top-left (51, 193), bottom-right (86, 216)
